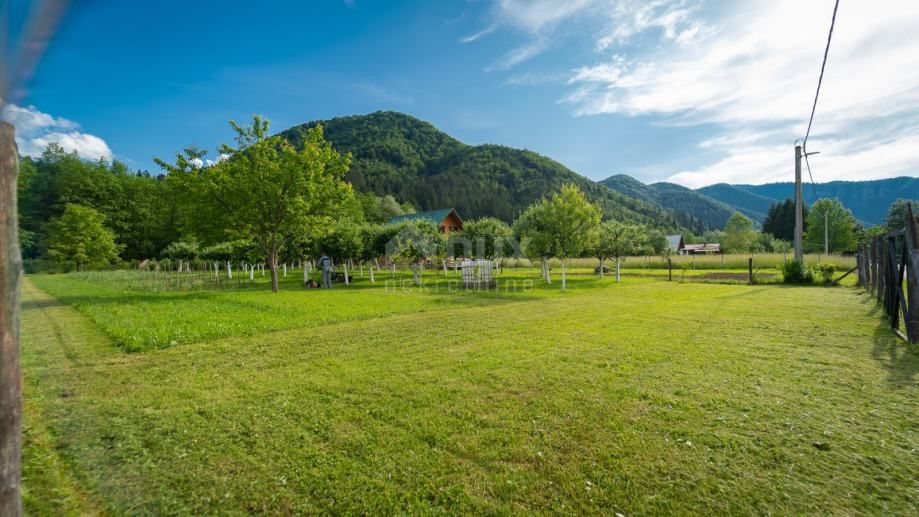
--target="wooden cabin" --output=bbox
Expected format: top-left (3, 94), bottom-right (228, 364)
top-left (386, 208), bottom-right (464, 235)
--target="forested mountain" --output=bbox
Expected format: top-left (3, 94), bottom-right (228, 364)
top-left (730, 177), bottom-right (919, 226)
top-left (278, 112), bottom-right (688, 230)
top-left (600, 174), bottom-right (734, 232)
top-left (695, 184), bottom-right (776, 223)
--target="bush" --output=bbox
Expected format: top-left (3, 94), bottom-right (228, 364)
top-left (781, 260), bottom-right (815, 284)
top-left (813, 262), bottom-right (836, 284)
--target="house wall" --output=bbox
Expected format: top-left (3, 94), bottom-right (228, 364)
top-left (438, 212), bottom-right (463, 235)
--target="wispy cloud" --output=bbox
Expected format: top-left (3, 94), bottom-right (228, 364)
top-left (467, 0), bottom-right (703, 70)
top-left (1, 103), bottom-right (113, 160)
top-left (474, 0), bottom-right (919, 187)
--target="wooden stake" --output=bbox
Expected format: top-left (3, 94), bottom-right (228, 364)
top-left (0, 122), bottom-right (22, 516)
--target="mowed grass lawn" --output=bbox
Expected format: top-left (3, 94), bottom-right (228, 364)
top-left (21, 270), bottom-right (919, 514)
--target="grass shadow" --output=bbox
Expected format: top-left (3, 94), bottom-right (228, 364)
top-left (871, 322), bottom-right (919, 386)
top-left (21, 298), bottom-right (66, 311)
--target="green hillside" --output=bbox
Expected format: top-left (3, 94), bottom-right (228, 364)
top-left (279, 112), bottom-right (687, 230)
top-left (696, 184), bottom-right (775, 223)
top-left (600, 175), bottom-right (735, 231)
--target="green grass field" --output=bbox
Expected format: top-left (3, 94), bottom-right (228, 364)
top-left (21, 268), bottom-right (918, 514)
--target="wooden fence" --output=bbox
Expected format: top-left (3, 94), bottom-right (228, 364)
top-left (857, 204), bottom-right (919, 343)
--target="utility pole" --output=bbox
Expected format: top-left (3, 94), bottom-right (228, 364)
top-left (794, 144), bottom-right (804, 264)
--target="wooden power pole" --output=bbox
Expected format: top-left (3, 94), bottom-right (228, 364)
top-left (794, 144), bottom-right (804, 264)
top-left (0, 122), bottom-right (22, 517)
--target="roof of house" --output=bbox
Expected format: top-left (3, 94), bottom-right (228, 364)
top-left (386, 208), bottom-right (461, 226)
top-left (683, 243), bottom-right (721, 252)
top-left (666, 234), bottom-right (683, 250)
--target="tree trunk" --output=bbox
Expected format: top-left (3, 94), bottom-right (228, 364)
top-left (443, 260), bottom-right (448, 276)
top-left (561, 258), bottom-right (567, 290)
top-left (0, 122), bottom-right (23, 516)
top-left (269, 250), bottom-right (279, 293)
top-left (616, 257), bottom-right (621, 283)
top-left (412, 264), bottom-right (420, 285)
top-left (303, 257), bottom-right (309, 285)
top-left (599, 257), bottom-right (605, 279)
top-left (283, 263), bottom-right (287, 277)
top-left (369, 264), bottom-right (375, 284)
top-left (343, 261), bottom-right (350, 286)
top-left (249, 264), bottom-right (255, 281)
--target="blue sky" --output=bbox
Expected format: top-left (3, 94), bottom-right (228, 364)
top-left (5, 0), bottom-right (919, 187)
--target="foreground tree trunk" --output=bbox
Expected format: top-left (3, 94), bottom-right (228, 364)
top-left (561, 258), bottom-right (567, 290)
top-left (599, 257), bottom-right (605, 279)
top-left (0, 122), bottom-right (23, 516)
top-left (269, 250), bottom-right (279, 293)
top-left (616, 257), bottom-right (622, 283)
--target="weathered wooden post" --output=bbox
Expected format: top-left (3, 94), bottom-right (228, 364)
top-left (875, 237), bottom-right (884, 303)
top-left (748, 257), bottom-right (754, 285)
top-left (0, 122), bottom-right (23, 516)
top-left (668, 258), bottom-right (672, 281)
top-left (905, 205), bottom-right (919, 343)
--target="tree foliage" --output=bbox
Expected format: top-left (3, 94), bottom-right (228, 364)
top-left (158, 116), bottom-right (354, 292)
top-left (46, 204), bottom-right (122, 271)
top-left (722, 212), bottom-right (756, 253)
top-left (805, 198), bottom-right (858, 253)
top-left (762, 199), bottom-right (807, 242)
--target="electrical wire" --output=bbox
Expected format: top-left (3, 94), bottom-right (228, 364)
top-left (801, 0), bottom-right (841, 203)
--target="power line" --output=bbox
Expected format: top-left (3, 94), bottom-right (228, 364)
top-left (801, 0), bottom-right (841, 204)
top-left (803, 0), bottom-right (840, 149)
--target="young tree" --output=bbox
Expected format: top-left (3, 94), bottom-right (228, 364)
top-left (158, 117), bottom-right (353, 293)
top-left (358, 224), bottom-right (384, 284)
top-left (515, 185), bottom-right (600, 290)
top-left (320, 218), bottom-right (363, 285)
top-left (595, 221), bottom-right (649, 283)
top-left (722, 212), bottom-right (756, 254)
top-left (161, 240), bottom-right (199, 272)
top-left (805, 198), bottom-right (858, 253)
top-left (513, 203), bottom-right (555, 284)
top-left (387, 220), bottom-right (444, 286)
top-left (46, 204), bottom-right (122, 271)
top-left (201, 242), bottom-right (235, 279)
top-left (461, 217), bottom-right (513, 259)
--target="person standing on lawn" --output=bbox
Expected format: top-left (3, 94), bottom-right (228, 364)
top-left (318, 253), bottom-right (333, 289)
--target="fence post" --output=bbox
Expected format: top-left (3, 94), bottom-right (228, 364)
top-left (0, 122), bottom-right (22, 516)
top-left (876, 237), bottom-right (885, 303)
top-left (668, 258), bottom-right (672, 281)
top-left (904, 204), bottom-right (919, 343)
top-left (748, 257), bottom-right (753, 285)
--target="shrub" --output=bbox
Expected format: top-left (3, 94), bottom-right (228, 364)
top-left (781, 260), bottom-right (815, 284)
top-left (813, 262), bottom-right (836, 284)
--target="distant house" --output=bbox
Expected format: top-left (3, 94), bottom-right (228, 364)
top-left (682, 243), bottom-right (721, 255)
top-left (666, 235), bottom-right (684, 254)
top-left (386, 208), bottom-right (464, 235)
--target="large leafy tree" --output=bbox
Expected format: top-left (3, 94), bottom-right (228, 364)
top-left (594, 221), bottom-right (649, 283)
top-left (805, 198), bottom-right (858, 253)
top-left (722, 212), bottom-right (756, 253)
top-left (46, 204), bottom-right (122, 271)
top-left (158, 117), bottom-right (353, 292)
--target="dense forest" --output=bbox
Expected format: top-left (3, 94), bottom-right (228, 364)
top-left (278, 111), bottom-right (689, 230)
top-left (599, 174), bottom-right (733, 232)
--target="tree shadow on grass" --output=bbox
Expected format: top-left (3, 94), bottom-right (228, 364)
top-left (871, 322), bottom-right (919, 386)
top-left (21, 298), bottom-right (66, 311)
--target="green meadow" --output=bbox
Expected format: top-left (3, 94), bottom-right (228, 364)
top-left (21, 268), bottom-right (918, 515)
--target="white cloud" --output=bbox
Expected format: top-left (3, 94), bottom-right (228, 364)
top-left (468, 0), bottom-right (704, 70)
top-left (548, 0), bottom-right (919, 186)
top-left (1, 103), bottom-right (113, 161)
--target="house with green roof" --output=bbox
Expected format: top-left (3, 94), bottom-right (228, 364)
top-left (386, 208), bottom-right (464, 235)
